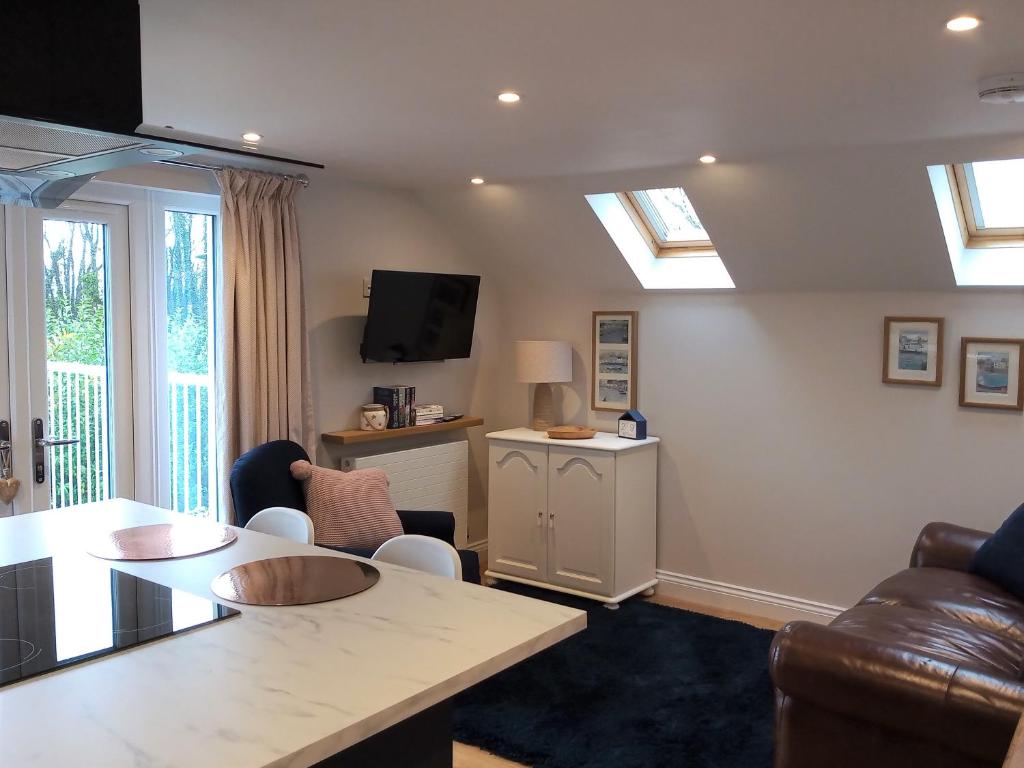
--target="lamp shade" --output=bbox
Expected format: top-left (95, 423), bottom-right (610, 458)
top-left (515, 340), bottom-right (572, 383)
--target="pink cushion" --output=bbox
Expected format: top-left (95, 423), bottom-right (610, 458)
top-left (289, 460), bottom-right (403, 549)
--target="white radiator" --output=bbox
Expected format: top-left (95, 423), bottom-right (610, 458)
top-left (340, 441), bottom-right (469, 547)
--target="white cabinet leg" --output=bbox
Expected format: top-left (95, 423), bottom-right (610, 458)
top-left (603, 602), bottom-right (620, 611)
top-left (642, 587), bottom-right (656, 597)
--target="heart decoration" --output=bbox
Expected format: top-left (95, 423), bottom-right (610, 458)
top-left (0, 477), bottom-right (20, 505)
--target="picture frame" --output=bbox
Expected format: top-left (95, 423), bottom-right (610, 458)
top-left (959, 337), bottom-right (1024, 411)
top-left (592, 311), bottom-right (637, 412)
top-left (882, 316), bottom-right (944, 387)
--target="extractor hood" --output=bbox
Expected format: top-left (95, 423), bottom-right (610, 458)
top-left (1, 1), bottom-right (321, 208)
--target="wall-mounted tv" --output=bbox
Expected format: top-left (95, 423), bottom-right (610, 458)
top-left (360, 270), bottom-right (481, 363)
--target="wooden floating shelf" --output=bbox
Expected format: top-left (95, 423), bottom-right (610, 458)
top-left (322, 416), bottom-right (484, 445)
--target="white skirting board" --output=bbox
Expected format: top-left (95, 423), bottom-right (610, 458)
top-left (341, 441), bottom-right (469, 547)
top-left (654, 569), bottom-right (845, 626)
top-left (467, 538), bottom-right (840, 625)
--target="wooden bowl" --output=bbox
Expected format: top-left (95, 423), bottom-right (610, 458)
top-left (547, 425), bottom-right (597, 440)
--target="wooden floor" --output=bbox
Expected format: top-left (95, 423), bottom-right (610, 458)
top-left (451, 574), bottom-right (781, 768)
top-left (454, 742), bottom-right (525, 768)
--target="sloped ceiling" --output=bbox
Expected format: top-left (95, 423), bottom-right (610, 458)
top-left (420, 134), bottom-right (1024, 292)
top-left (138, 0), bottom-right (1024, 291)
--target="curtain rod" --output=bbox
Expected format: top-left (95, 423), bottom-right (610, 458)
top-left (154, 158), bottom-right (311, 187)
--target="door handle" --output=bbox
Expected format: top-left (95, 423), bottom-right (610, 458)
top-left (31, 418), bottom-right (79, 484)
top-left (0, 420), bottom-right (18, 505)
top-left (35, 437), bottom-right (80, 448)
top-left (0, 420), bottom-right (11, 478)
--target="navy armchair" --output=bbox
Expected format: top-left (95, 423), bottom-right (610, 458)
top-left (229, 440), bottom-right (480, 583)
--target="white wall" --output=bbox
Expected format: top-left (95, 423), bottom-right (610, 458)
top-left (101, 162), bottom-right (1024, 614)
top-left (487, 288), bottom-right (1024, 609)
top-left (298, 176), bottom-right (501, 543)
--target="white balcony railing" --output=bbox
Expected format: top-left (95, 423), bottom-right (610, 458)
top-left (46, 361), bottom-right (214, 517)
top-left (47, 361), bottom-right (108, 509)
top-left (168, 370), bottom-right (216, 518)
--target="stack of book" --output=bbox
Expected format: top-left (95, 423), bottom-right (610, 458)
top-left (414, 404), bottom-right (444, 425)
top-left (372, 385), bottom-right (416, 429)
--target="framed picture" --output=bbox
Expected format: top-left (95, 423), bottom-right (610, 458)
top-left (592, 311), bottom-right (637, 411)
top-left (959, 337), bottom-right (1024, 411)
top-left (882, 316), bottom-right (944, 387)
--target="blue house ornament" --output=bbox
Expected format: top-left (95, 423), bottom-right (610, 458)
top-left (617, 409), bottom-right (647, 440)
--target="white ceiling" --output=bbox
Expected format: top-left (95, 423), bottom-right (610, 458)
top-left (139, 1), bottom-right (1024, 292)
top-left (140, 0), bottom-right (1024, 186)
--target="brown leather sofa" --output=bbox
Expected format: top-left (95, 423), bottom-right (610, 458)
top-left (770, 522), bottom-right (1024, 768)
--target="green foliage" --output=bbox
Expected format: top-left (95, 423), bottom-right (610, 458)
top-left (47, 300), bottom-right (107, 365)
top-left (42, 213), bottom-right (212, 371)
top-left (166, 315), bottom-right (209, 375)
top-left (166, 211), bottom-right (210, 375)
top-left (44, 223), bottom-right (107, 364)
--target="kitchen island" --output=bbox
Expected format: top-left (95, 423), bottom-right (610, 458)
top-left (0, 499), bottom-right (585, 767)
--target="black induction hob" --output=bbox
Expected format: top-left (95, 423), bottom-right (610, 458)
top-left (0, 556), bottom-right (239, 689)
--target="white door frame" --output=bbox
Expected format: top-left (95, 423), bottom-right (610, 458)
top-left (6, 200), bottom-right (134, 512)
top-left (0, 210), bottom-right (12, 518)
top-left (56, 181), bottom-right (218, 512)
top-left (1, 177), bottom-right (219, 516)
top-left (82, 181), bottom-right (220, 515)
top-left (75, 181), bottom-right (162, 508)
top-left (147, 189), bottom-right (220, 515)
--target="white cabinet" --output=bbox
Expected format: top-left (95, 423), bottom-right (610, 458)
top-left (487, 444), bottom-right (548, 581)
top-left (546, 447), bottom-right (615, 594)
top-left (486, 429), bottom-right (659, 607)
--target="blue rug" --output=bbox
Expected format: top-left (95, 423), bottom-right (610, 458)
top-left (454, 584), bottom-right (775, 768)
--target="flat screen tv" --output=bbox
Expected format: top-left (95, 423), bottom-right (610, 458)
top-left (360, 270), bottom-right (481, 363)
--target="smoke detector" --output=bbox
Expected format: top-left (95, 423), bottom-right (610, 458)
top-left (978, 73), bottom-right (1024, 104)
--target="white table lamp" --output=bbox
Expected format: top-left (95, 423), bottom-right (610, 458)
top-left (515, 340), bottom-right (573, 431)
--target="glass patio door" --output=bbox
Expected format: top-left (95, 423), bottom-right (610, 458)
top-left (2, 201), bottom-right (134, 514)
top-left (153, 196), bottom-right (219, 519)
top-left (1, 184), bottom-right (219, 520)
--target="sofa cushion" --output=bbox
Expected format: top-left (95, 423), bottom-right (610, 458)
top-left (830, 604), bottom-right (1024, 678)
top-left (290, 460), bottom-right (403, 549)
top-left (970, 502), bottom-right (1024, 601)
top-left (859, 567), bottom-right (1024, 642)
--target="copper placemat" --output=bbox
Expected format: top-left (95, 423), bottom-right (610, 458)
top-left (88, 522), bottom-right (238, 561)
top-left (210, 555), bottom-right (380, 606)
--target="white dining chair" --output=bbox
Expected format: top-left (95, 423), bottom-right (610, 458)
top-left (245, 506), bottom-right (315, 545)
top-left (371, 534), bottom-right (463, 580)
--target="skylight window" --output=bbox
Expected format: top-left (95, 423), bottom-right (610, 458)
top-left (619, 186), bottom-right (714, 256)
top-left (927, 162), bottom-right (1024, 287)
top-left (586, 190), bottom-right (734, 290)
top-left (948, 159), bottom-right (1024, 247)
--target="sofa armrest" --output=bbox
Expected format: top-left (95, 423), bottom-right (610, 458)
top-left (910, 522), bottom-right (990, 571)
top-left (396, 509), bottom-right (455, 546)
top-left (770, 621), bottom-right (1023, 762)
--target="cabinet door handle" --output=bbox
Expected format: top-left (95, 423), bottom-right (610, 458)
top-left (549, 511), bottom-right (555, 529)
top-left (537, 509), bottom-right (544, 527)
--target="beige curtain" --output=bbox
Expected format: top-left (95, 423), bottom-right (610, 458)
top-left (215, 168), bottom-right (313, 523)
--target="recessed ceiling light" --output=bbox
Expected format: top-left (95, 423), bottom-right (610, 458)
top-left (497, 91), bottom-right (521, 104)
top-left (470, 177), bottom-right (485, 185)
top-left (241, 132), bottom-right (262, 142)
top-left (699, 154), bottom-right (717, 164)
top-left (946, 15), bottom-right (980, 31)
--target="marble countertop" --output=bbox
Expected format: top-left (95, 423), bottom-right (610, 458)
top-left (486, 427), bottom-right (659, 451)
top-left (0, 499), bottom-right (586, 767)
